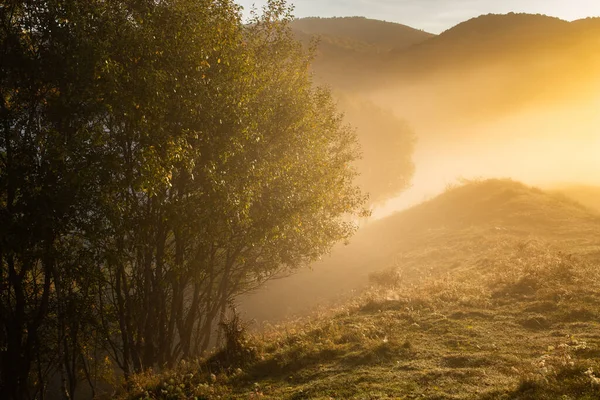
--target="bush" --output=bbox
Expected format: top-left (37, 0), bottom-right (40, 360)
top-left (369, 268), bottom-right (402, 288)
top-left (208, 308), bottom-right (257, 371)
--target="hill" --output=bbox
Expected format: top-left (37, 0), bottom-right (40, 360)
top-left (241, 180), bottom-right (600, 325)
top-left (381, 13), bottom-right (600, 128)
top-left (290, 17), bottom-right (433, 87)
top-left (395, 13), bottom-right (573, 66)
top-left (290, 14), bottom-right (600, 205)
top-left (391, 13), bottom-right (600, 82)
top-left (123, 180), bottom-right (600, 399)
top-left (240, 179), bottom-right (600, 324)
top-left (291, 17), bottom-right (433, 52)
top-left (298, 14), bottom-right (600, 134)
top-left (549, 185), bottom-right (600, 213)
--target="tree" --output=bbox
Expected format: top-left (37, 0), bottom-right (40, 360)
top-left (0, 1), bottom-right (118, 397)
top-left (95, 0), bottom-right (368, 374)
top-left (336, 94), bottom-right (415, 205)
top-left (1, 0), bottom-right (367, 397)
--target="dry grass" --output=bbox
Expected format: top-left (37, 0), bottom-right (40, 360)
top-left (121, 180), bottom-right (600, 399)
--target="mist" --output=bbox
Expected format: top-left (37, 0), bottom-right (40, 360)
top-left (240, 24), bottom-right (600, 325)
top-left (371, 82), bottom-right (600, 218)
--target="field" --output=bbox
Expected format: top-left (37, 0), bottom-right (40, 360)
top-left (123, 180), bottom-right (600, 399)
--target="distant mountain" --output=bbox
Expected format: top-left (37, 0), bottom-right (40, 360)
top-left (392, 13), bottom-right (598, 73)
top-left (572, 16), bottom-right (600, 32)
top-left (291, 17), bottom-right (433, 52)
top-left (296, 14), bottom-right (600, 124)
top-left (383, 13), bottom-right (600, 132)
top-left (290, 17), bottom-right (433, 87)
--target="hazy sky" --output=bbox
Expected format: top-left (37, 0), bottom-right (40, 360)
top-left (236, 0), bottom-right (600, 33)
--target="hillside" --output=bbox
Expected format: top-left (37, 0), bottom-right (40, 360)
top-left (240, 179), bottom-right (600, 324)
top-left (291, 17), bottom-right (433, 52)
top-left (395, 13), bottom-right (574, 66)
top-left (393, 13), bottom-right (600, 84)
top-left (549, 185), bottom-right (600, 213)
top-left (124, 180), bottom-right (600, 399)
top-left (290, 17), bottom-right (433, 88)
top-left (380, 13), bottom-right (600, 128)
top-left (572, 17), bottom-right (600, 32)
top-left (298, 14), bottom-right (600, 133)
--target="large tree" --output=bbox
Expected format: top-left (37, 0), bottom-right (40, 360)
top-left (0, 0), bottom-right (366, 397)
top-left (0, 1), bottom-right (120, 397)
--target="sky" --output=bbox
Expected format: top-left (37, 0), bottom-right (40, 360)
top-left (236, 0), bottom-right (600, 33)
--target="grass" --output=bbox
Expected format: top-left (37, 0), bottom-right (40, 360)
top-left (241, 179), bottom-right (600, 326)
top-left (547, 184), bottom-right (600, 213)
top-left (121, 180), bottom-right (600, 399)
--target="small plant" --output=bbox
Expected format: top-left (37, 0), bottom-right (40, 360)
top-left (369, 268), bottom-right (402, 289)
top-left (208, 306), bottom-right (258, 371)
top-left (514, 338), bottom-right (600, 398)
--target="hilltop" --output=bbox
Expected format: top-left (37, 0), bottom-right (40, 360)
top-left (123, 180), bottom-right (600, 399)
top-left (291, 17), bottom-right (433, 52)
top-left (549, 185), bottom-right (600, 213)
top-left (241, 179), bottom-right (600, 324)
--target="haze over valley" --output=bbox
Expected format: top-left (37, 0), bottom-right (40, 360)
top-left (241, 11), bottom-right (600, 337)
top-left (289, 14), bottom-right (600, 217)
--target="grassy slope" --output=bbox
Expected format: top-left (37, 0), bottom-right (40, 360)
top-left (548, 185), bottom-right (600, 214)
top-left (240, 179), bottom-right (600, 325)
top-left (125, 180), bottom-right (600, 399)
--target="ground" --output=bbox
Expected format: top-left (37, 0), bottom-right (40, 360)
top-left (122, 180), bottom-right (600, 400)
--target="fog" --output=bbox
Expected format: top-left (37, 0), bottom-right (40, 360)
top-left (373, 94), bottom-right (600, 218)
top-left (241, 64), bottom-right (600, 325)
top-left (370, 70), bottom-right (600, 218)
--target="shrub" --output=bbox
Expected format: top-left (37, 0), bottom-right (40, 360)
top-left (369, 268), bottom-right (402, 288)
top-left (208, 308), bottom-right (258, 371)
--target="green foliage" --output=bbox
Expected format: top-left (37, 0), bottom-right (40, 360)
top-left (0, 0), bottom-right (366, 397)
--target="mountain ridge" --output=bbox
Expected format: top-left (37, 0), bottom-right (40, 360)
top-left (292, 13), bottom-right (600, 124)
top-left (291, 16), bottom-right (434, 52)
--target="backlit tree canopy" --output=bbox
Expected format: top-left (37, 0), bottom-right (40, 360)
top-left (0, 0), bottom-right (367, 397)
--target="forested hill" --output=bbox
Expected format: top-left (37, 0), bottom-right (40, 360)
top-left (289, 16), bottom-right (433, 87)
top-left (392, 13), bottom-right (600, 73)
top-left (297, 14), bottom-right (600, 119)
top-left (290, 17), bottom-right (433, 51)
top-left (294, 13), bottom-right (600, 81)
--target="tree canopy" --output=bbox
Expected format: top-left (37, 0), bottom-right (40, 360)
top-left (0, 0), bottom-right (367, 397)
